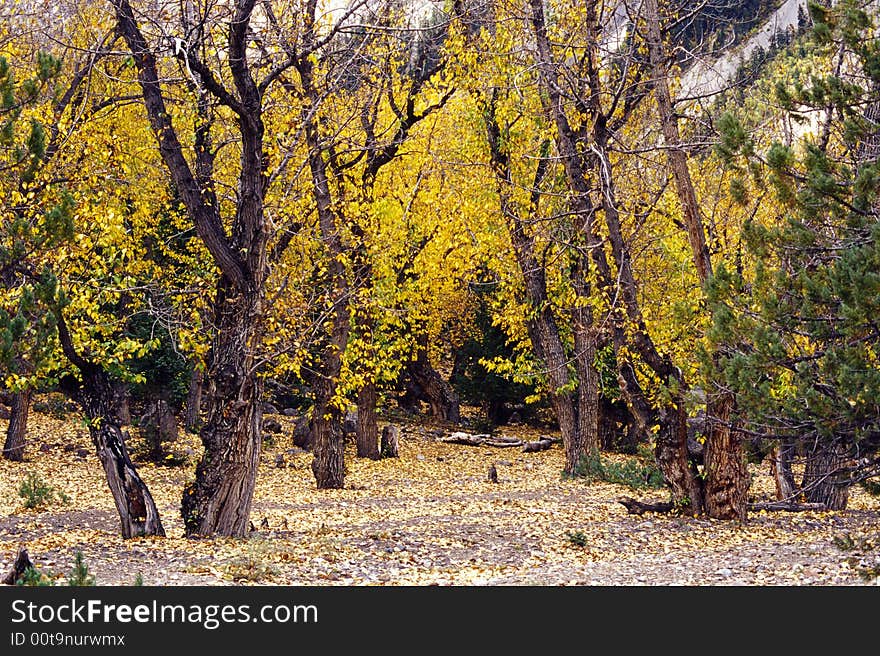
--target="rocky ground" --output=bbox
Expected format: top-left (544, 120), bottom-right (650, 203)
top-left (1, 409), bottom-right (879, 586)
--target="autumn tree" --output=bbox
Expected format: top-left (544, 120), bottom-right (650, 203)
top-left (0, 5), bottom-right (167, 538)
top-left (641, 0), bottom-right (748, 518)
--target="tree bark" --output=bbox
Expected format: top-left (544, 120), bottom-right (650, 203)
top-left (405, 348), bottom-right (460, 424)
top-left (184, 367), bottom-right (203, 434)
top-left (802, 440), bottom-right (850, 510)
top-left (181, 281), bottom-right (264, 536)
top-left (702, 392), bottom-right (748, 519)
top-left (643, 0), bottom-right (748, 520)
top-left (74, 367), bottom-right (165, 538)
top-left (54, 308), bottom-right (164, 539)
top-left (356, 380), bottom-right (380, 459)
top-left (771, 438), bottom-right (797, 501)
top-left (2, 389), bottom-right (31, 462)
top-left (483, 99), bottom-right (598, 477)
top-left (112, 0), bottom-right (270, 537)
top-left (380, 424), bottom-right (399, 458)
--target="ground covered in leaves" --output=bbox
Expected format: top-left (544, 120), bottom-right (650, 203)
top-left (1, 408), bottom-right (879, 586)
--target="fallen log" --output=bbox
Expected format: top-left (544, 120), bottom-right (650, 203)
top-left (747, 501), bottom-right (827, 512)
top-left (440, 432), bottom-right (524, 448)
top-left (2, 548), bottom-right (34, 585)
top-left (617, 496), bottom-right (674, 515)
top-left (522, 438), bottom-right (554, 453)
top-left (617, 496), bottom-right (830, 515)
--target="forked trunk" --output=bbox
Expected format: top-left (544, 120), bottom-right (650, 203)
top-left (702, 392), bottom-right (748, 519)
top-left (2, 389), bottom-right (31, 462)
top-left (77, 367), bottom-right (165, 539)
top-left (181, 281), bottom-right (263, 537)
top-left (654, 399), bottom-right (704, 516)
top-left (356, 381), bottom-right (380, 459)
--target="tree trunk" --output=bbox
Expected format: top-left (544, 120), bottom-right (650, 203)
top-left (184, 367), bottom-right (203, 434)
top-left (802, 440), bottom-right (850, 510)
top-left (702, 392), bottom-right (748, 520)
top-left (406, 347), bottom-right (460, 424)
top-left (356, 380), bottom-right (380, 459)
top-left (483, 102), bottom-right (597, 478)
top-left (653, 398), bottom-right (704, 516)
top-left (180, 281), bottom-right (264, 537)
top-left (75, 367), bottom-right (165, 539)
top-left (643, 0), bottom-right (749, 520)
top-left (380, 424), bottom-right (399, 458)
top-left (771, 438), bottom-right (797, 501)
top-left (2, 389), bottom-right (31, 462)
top-left (311, 387), bottom-right (345, 488)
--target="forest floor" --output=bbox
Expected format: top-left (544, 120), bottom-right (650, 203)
top-left (1, 406), bottom-right (879, 586)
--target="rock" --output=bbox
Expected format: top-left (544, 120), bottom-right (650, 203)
top-left (264, 417), bottom-right (283, 434)
top-left (63, 443), bottom-right (76, 452)
top-left (263, 403), bottom-right (280, 415)
top-left (38, 443), bottom-right (51, 453)
top-left (75, 448), bottom-right (89, 458)
top-left (274, 454), bottom-right (285, 468)
top-left (293, 416), bottom-right (313, 449)
top-left (416, 454), bottom-right (425, 461)
top-left (507, 411), bottom-right (522, 424)
top-left (717, 568), bottom-right (733, 578)
top-left (282, 408), bottom-right (298, 417)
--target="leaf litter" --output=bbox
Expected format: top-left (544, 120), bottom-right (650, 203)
top-left (1, 410), bottom-right (879, 586)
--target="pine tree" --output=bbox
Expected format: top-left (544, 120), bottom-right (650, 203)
top-left (710, 0), bottom-right (880, 508)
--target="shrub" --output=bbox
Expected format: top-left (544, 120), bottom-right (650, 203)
top-left (572, 446), bottom-right (665, 490)
top-left (16, 566), bottom-right (54, 586)
top-left (67, 550), bottom-right (95, 586)
top-left (18, 472), bottom-right (67, 509)
top-left (566, 530), bottom-right (589, 547)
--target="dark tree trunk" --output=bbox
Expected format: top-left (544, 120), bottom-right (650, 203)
top-left (702, 393), bottom-right (748, 519)
top-left (301, 84), bottom-right (350, 489)
top-left (140, 398), bottom-right (179, 462)
top-left (54, 309), bottom-right (165, 540)
top-left (406, 347), bottom-right (460, 424)
top-left (771, 438), bottom-right (797, 501)
top-left (483, 100), bottom-right (598, 478)
top-left (643, 0), bottom-right (748, 520)
top-left (112, 0), bottom-right (272, 538)
top-left (381, 424), bottom-right (399, 458)
top-left (75, 367), bottom-right (165, 539)
top-left (802, 441), bottom-right (850, 510)
top-left (184, 368), bottom-right (203, 434)
top-left (653, 399), bottom-right (704, 515)
top-left (2, 389), bottom-right (31, 462)
top-left (181, 281), bottom-right (264, 537)
top-left (311, 383), bottom-right (345, 488)
top-left (356, 381), bottom-right (380, 459)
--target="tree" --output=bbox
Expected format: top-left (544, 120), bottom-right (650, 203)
top-left (0, 7), bottom-right (166, 537)
top-left (109, 0), bottom-right (285, 535)
top-left (710, 0), bottom-right (880, 509)
top-left (643, 0), bottom-right (748, 519)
